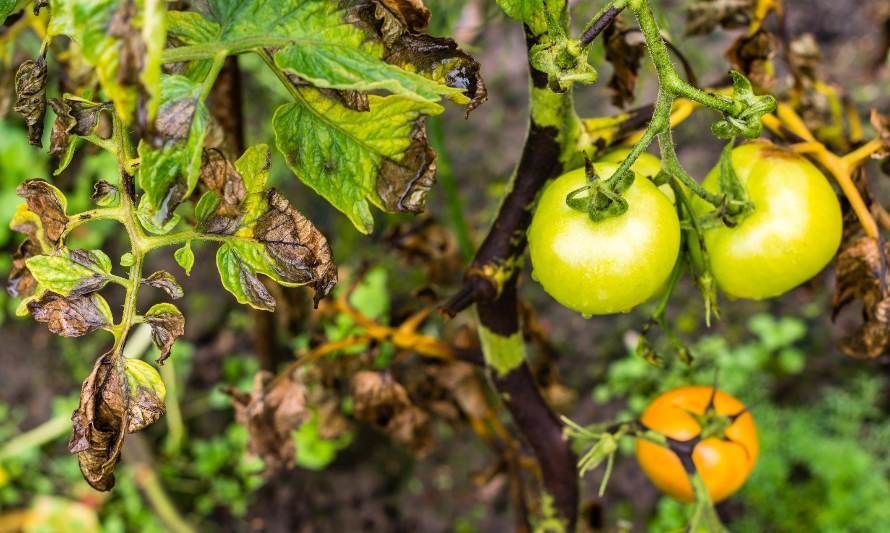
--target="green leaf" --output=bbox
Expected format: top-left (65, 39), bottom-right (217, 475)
top-left (24, 253), bottom-right (102, 297)
top-left (0, 0), bottom-right (16, 24)
top-left (124, 358), bottom-right (166, 432)
top-left (273, 90), bottom-right (440, 233)
top-left (136, 74), bottom-right (209, 231)
top-left (174, 242), bottom-right (195, 276)
top-left (215, 239), bottom-right (279, 312)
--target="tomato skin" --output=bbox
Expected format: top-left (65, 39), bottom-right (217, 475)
top-left (635, 386), bottom-right (759, 503)
top-left (696, 141), bottom-right (842, 300)
top-left (527, 162), bottom-right (681, 315)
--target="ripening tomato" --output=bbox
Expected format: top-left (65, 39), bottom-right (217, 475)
top-left (527, 162), bottom-right (681, 316)
top-left (695, 141), bottom-right (842, 300)
top-left (635, 386), bottom-right (758, 503)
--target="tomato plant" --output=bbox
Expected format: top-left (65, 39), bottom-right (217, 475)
top-left (0, 0), bottom-right (888, 531)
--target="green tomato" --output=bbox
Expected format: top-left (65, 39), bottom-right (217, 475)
top-left (528, 162), bottom-right (681, 316)
top-left (696, 141), bottom-right (842, 299)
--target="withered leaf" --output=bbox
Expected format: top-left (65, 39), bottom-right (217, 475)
top-left (350, 0), bottom-right (487, 114)
top-left (17, 179), bottom-right (69, 245)
top-left (108, 0), bottom-right (145, 87)
top-left (833, 236), bottom-right (890, 358)
top-left (28, 292), bottom-right (111, 337)
top-left (151, 95), bottom-right (197, 142)
top-left (7, 239), bottom-right (40, 299)
top-left (124, 359), bottom-right (166, 433)
top-left (376, 119), bottom-right (436, 213)
top-left (144, 303), bottom-right (185, 364)
top-left (13, 58), bottom-right (48, 146)
top-left (685, 0), bottom-right (753, 36)
top-left (141, 270), bottom-right (184, 300)
top-left (69, 354), bottom-right (128, 491)
top-left (726, 29), bottom-right (777, 90)
top-left (604, 18), bottom-right (643, 108)
top-left (350, 371), bottom-right (432, 454)
top-left (384, 215), bottom-right (461, 285)
top-left (91, 180), bottom-right (120, 207)
top-left (870, 110), bottom-right (890, 160)
top-left (788, 33), bottom-right (821, 85)
top-left (228, 372), bottom-right (307, 472)
top-left (197, 149), bottom-right (247, 234)
top-left (254, 189), bottom-right (338, 305)
top-left (47, 97), bottom-right (103, 157)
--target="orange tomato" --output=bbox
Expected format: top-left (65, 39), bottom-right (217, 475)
top-left (635, 386), bottom-right (758, 503)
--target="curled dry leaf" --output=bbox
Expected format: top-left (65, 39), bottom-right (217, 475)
top-left (350, 371), bottom-right (432, 454)
top-left (384, 215), bottom-right (462, 285)
top-left (28, 292), bottom-right (111, 337)
top-left (47, 97), bottom-right (103, 157)
top-left (197, 149), bottom-right (247, 234)
top-left (870, 110), bottom-right (890, 160)
top-left (17, 179), bottom-right (68, 245)
top-left (91, 180), bottom-right (120, 207)
top-left (375, 118), bottom-right (436, 213)
top-left (685, 0), bottom-right (753, 36)
top-left (142, 270), bottom-right (184, 299)
top-left (228, 372), bottom-right (308, 472)
top-left (603, 18), bottom-right (643, 108)
top-left (69, 354), bottom-right (128, 491)
top-left (254, 189), bottom-right (338, 305)
top-left (144, 303), bottom-right (185, 364)
top-left (350, 0), bottom-right (487, 114)
top-left (788, 33), bottom-right (821, 84)
top-left (13, 57), bottom-right (48, 146)
top-left (124, 359), bottom-right (166, 433)
top-left (832, 237), bottom-right (890, 358)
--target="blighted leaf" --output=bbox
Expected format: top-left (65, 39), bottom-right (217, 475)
top-left (726, 29), bottom-right (777, 90)
top-left (254, 190), bottom-right (338, 305)
top-left (870, 110), bottom-right (890, 160)
top-left (274, 89), bottom-right (441, 233)
top-left (47, 96), bottom-right (103, 158)
top-left (124, 358), bottom-right (166, 432)
top-left (351, 0), bottom-right (487, 113)
top-left (788, 33), bottom-right (821, 84)
top-left (69, 353), bottom-right (127, 491)
top-left (173, 242), bottom-right (195, 276)
top-left (8, 239), bottom-right (41, 300)
top-left (144, 302), bottom-right (184, 364)
top-left (25, 250), bottom-right (110, 297)
top-left (603, 18), bottom-right (643, 108)
top-left (833, 237), bottom-right (890, 358)
top-left (196, 149), bottom-right (251, 235)
top-left (13, 58), bottom-right (48, 146)
top-left (48, 0), bottom-right (137, 121)
top-left (91, 180), bottom-right (120, 207)
top-left (350, 371), bottom-right (432, 454)
top-left (685, 0), bottom-right (753, 36)
top-left (215, 241), bottom-right (277, 311)
top-left (384, 215), bottom-right (461, 285)
top-left (375, 119), bottom-right (435, 212)
top-left (16, 179), bottom-right (69, 246)
top-left (28, 292), bottom-right (113, 337)
top-left (141, 270), bottom-right (183, 299)
top-left (137, 74), bottom-right (209, 231)
top-left (227, 371), bottom-right (307, 472)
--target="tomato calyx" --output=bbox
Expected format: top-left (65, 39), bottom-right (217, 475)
top-left (565, 159), bottom-right (636, 222)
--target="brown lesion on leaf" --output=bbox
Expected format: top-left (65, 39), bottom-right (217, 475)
top-left (254, 189), bottom-right (338, 306)
top-left (351, 370), bottom-right (433, 454)
top-left (726, 28), bottom-right (777, 90)
top-left (13, 57), bottom-right (48, 146)
top-left (28, 292), bottom-right (110, 337)
top-left (198, 149), bottom-right (250, 234)
top-left (376, 118), bottom-right (437, 213)
top-left (145, 308), bottom-right (185, 365)
top-left (69, 354), bottom-right (129, 491)
top-left (47, 97), bottom-right (105, 157)
top-left (348, 0), bottom-right (488, 114)
top-left (141, 270), bottom-right (184, 300)
top-left (832, 236), bottom-right (890, 358)
top-left (603, 16), bottom-right (644, 109)
top-left (17, 179), bottom-right (68, 245)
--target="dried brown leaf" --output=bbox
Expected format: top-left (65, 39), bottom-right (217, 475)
top-left (604, 19), bottom-right (643, 108)
top-left (384, 216), bottom-right (461, 285)
top-left (870, 110), bottom-right (890, 160)
top-left (142, 270), bottom-right (184, 299)
top-left (833, 236), bottom-right (890, 358)
top-left (198, 149), bottom-right (247, 234)
top-left (350, 371), bottom-right (432, 454)
top-left (13, 58), bottom-right (48, 146)
top-left (376, 119), bottom-right (437, 213)
top-left (17, 179), bottom-right (68, 245)
top-left (47, 97), bottom-right (103, 157)
top-left (69, 354), bottom-right (128, 491)
top-left (229, 372), bottom-right (308, 472)
top-left (144, 305), bottom-right (185, 364)
top-left (28, 292), bottom-right (110, 337)
top-left (685, 0), bottom-right (753, 36)
top-left (254, 190), bottom-right (338, 305)
top-left (726, 29), bottom-right (777, 90)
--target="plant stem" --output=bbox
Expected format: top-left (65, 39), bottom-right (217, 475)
top-left (0, 413), bottom-right (71, 461)
top-left (160, 36), bottom-right (292, 64)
